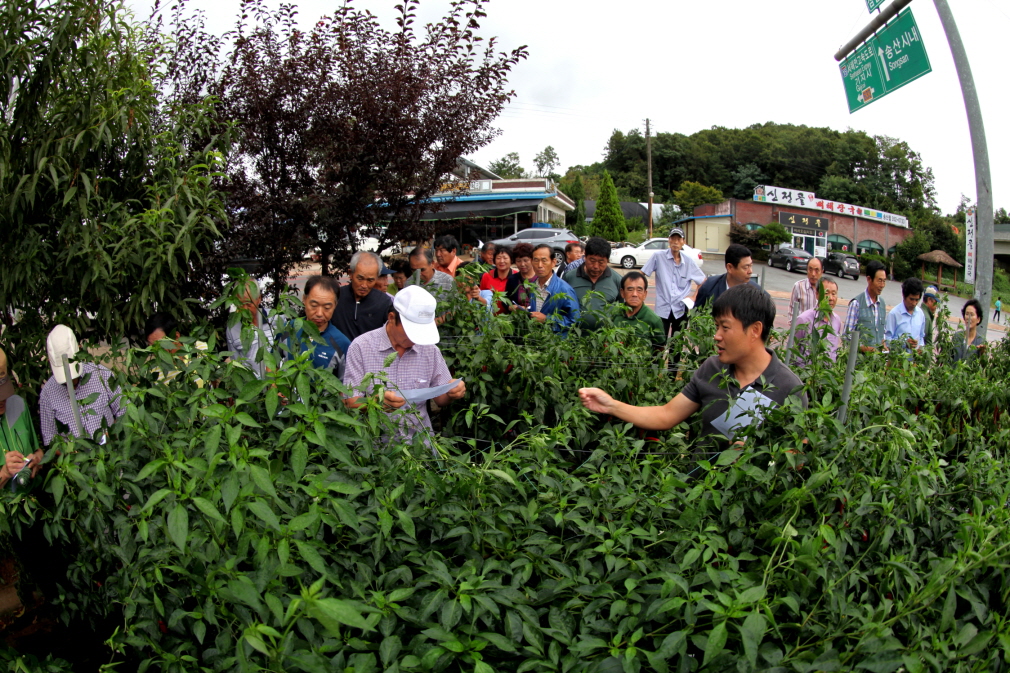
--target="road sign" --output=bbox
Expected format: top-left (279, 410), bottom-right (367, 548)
top-left (839, 8), bottom-right (932, 113)
top-left (966, 207), bottom-right (976, 285)
top-left (866, 0), bottom-right (884, 12)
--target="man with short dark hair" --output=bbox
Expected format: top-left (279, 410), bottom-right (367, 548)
top-left (562, 242), bottom-right (585, 274)
top-left (844, 260), bottom-right (887, 352)
top-left (331, 251), bottom-right (393, 342)
top-left (343, 285), bottom-right (466, 435)
top-left (434, 235), bottom-right (462, 277)
top-left (613, 271), bottom-right (665, 346)
top-left (790, 256), bottom-right (824, 319)
top-left (407, 246), bottom-right (455, 300)
top-left (289, 275), bottom-right (351, 378)
top-left (885, 276), bottom-right (925, 351)
top-left (226, 277), bottom-right (281, 379)
top-left (792, 278), bottom-right (842, 366)
top-left (642, 227), bottom-right (705, 338)
top-left (563, 236), bottom-right (621, 329)
top-left (922, 285), bottom-right (939, 346)
top-left (528, 244), bottom-right (580, 333)
top-left (695, 243), bottom-right (761, 308)
top-left (580, 284), bottom-right (806, 446)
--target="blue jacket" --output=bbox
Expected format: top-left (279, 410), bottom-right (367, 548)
top-left (287, 321), bottom-right (351, 378)
top-left (529, 275), bottom-right (580, 333)
top-left (694, 274), bottom-right (764, 309)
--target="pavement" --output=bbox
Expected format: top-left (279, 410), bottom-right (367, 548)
top-left (284, 257), bottom-right (1006, 342)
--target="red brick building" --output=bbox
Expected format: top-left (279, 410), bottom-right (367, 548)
top-left (688, 198), bottom-right (914, 258)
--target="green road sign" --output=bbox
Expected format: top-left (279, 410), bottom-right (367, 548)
top-left (866, 0), bottom-right (884, 12)
top-left (839, 8), bottom-right (932, 113)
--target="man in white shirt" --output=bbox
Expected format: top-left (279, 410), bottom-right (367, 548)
top-left (642, 227), bottom-right (705, 338)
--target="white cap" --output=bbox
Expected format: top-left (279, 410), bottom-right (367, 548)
top-left (393, 285), bottom-right (440, 345)
top-left (47, 324), bottom-right (81, 384)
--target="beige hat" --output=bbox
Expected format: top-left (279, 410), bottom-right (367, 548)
top-left (0, 346), bottom-right (14, 401)
top-left (47, 325), bottom-right (81, 385)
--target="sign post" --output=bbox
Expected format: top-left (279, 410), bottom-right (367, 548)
top-left (866, 0), bottom-right (885, 12)
top-left (839, 8), bottom-right (932, 113)
top-left (965, 206), bottom-right (977, 285)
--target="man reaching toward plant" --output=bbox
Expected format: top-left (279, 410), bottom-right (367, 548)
top-left (579, 284), bottom-right (806, 445)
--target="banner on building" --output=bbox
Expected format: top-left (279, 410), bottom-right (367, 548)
top-left (753, 185), bottom-right (908, 228)
top-left (965, 206), bottom-right (976, 286)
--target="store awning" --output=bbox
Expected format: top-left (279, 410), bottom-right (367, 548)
top-left (418, 198), bottom-right (543, 221)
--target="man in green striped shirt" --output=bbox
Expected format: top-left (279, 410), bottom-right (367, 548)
top-left (0, 347), bottom-right (41, 487)
top-left (613, 271), bottom-right (665, 348)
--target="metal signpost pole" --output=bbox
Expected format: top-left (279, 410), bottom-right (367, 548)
top-left (837, 333), bottom-right (862, 424)
top-left (932, 0), bottom-right (993, 337)
top-left (62, 354), bottom-right (85, 437)
top-left (783, 301), bottom-right (801, 366)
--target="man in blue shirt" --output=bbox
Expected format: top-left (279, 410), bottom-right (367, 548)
top-left (289, 275), bottom-right (351, 378)
top-left (528, 244), bottom-right (580, 333)
top-left (642, 227), bottom-right (706, 338)
top-left (884, 277), bottom-right (926, 351)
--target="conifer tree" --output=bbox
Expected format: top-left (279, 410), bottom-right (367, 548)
top-left (592, 171), bottom-right (627, 241)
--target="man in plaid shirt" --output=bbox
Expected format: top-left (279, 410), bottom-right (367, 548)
top-left (38, 325), bottom-right (124, 446)
top-left (343, 286), bottom-right (466, 436)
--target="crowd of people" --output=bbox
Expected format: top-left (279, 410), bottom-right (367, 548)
top-left (0, 228), bottom-right (993, 487)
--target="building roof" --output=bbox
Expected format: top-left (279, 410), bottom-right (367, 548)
top-left (670, 214), bottom-right (732, 225)
top-left (917, 250), bottom-right (962, 267)
top-left (584, 200), bottom-right (650, 222)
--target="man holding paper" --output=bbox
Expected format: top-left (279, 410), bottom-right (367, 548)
top-left (342, 285), bottom-right (465, 434)
top-left (579, 284), bottom-right (806, 447)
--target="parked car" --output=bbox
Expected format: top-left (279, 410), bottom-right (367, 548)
top-left (768, 246), bottom-right (812, 273)
top-left (491, 227), bottom-right (581, 267)
top-left (823, 251), bottom-right (860, 280)
top-left (608, 238), bottom-right (706, 271)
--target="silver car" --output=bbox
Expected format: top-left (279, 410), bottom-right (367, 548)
top-left (492, 227), bottom-right (581, 267)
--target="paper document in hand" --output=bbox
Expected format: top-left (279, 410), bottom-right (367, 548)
top-left (399, 379), bottom-right (462, 405)
top-left (710, 388), bottom-right (777, 441)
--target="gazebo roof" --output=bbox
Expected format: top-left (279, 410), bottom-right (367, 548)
top-left (917, 249), bottom-right (963, 267)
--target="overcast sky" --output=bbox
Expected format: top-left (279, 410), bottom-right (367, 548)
top-left (127, 0), bottom-right (1010, 213)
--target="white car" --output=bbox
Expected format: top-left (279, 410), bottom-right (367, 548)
top-left (609, 238), bottom-right (705, 272)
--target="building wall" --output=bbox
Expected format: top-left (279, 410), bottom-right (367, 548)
top-left (695, 199), bottom-right (914, 251)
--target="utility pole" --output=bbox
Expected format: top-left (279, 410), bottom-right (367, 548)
top-left (932, 0), bottom-right (993, 336)
top-left (646, 118), bottom-right (654, 238)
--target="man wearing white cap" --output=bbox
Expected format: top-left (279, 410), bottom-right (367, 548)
top-left (342, 285), bottom-right (465, 434)
top-left (38, 325), bottom-right (124, 446)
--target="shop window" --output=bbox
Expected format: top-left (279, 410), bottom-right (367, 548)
top-left (828, 234), bottom-right (852, 252)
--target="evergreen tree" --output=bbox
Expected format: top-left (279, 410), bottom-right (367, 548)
top-left (563, 175), bottom-right (588, 237)
top-left (592, 171), bottom-right (627, 241)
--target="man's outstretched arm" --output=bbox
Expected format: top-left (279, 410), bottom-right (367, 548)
top-left (579, 388), bottom-right (700, 431)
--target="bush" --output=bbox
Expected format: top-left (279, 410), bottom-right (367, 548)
top-left (6, 292), bottom-right (1010, 671)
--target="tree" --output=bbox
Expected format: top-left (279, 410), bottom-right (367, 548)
top-left (730, 163), bottom-right (766, 200)
top-left (758, 222), bottom-right (792, 248)
top-left (0, 0), bottom-right (228, 393)
top-left (562, 174), bottom-right (588, 237)
top-left (672, 181), bottom-right (724, 216)
top-left (592, 171), bottom-right (627, 241)
top-left (488, 151), bottom-right (525, 179)
top-left (533, 146), bottom-right (559, 178)
top-left (157, 0), bottom-right (528, 283)
top-left (996, 207), bottom-right (1010, 225)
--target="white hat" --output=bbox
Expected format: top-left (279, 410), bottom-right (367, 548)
top-left (47, 324), bottom-right (81, 384)
top-left (393, 285), bottom-right (440, 345)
